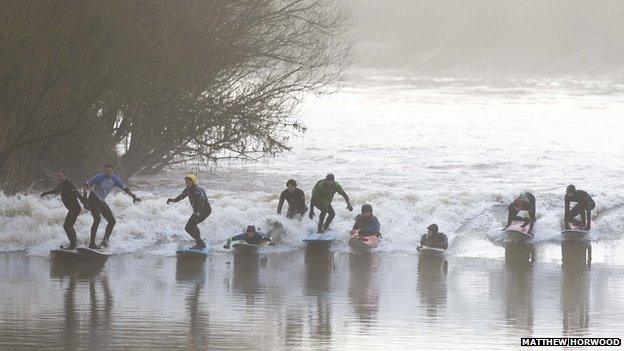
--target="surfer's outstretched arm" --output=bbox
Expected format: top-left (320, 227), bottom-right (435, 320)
top-left (167, 188), bottom-right (189, 204)
top-left (564, 196), bottom-right (571, 229)
top-left (338, 190), bottom-right (353, 211)
top-left (308, 195), bottom-right (315, 219)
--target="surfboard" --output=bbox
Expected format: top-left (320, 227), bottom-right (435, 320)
top-left (418, 246), bottom-right (447, 259)
top-left (504, 222), bottom-right (534, 243)
top-left (75, 247), bottom-right (111, 259)
top-left (176, 247), bottom-right (209, 257)
top-left (50, 248), bottom-right (80, 258)
top-left (561, 220), bottom-right (595, 242)
top-left (231, 240), bottom-right (271, 252)
top-left (348, 235), bottom-right (380, 252)
top-left (303, 232), bottom-right (338, 243)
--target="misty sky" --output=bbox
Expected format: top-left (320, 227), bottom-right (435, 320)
top-left (349, 0), bottom-right (624, 75)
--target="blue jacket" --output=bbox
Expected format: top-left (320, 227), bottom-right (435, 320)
top-left (352, 214), bottom-right (380, 236)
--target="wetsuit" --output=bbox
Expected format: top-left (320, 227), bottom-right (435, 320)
top-left (277, 188), bottom-right (307, 218)
top-left (506, 192), bottom-right (536, 233)
top-left (419, 232), bottom-right (449, 250)
top-left (41, 179), bottom-right (87, 248)
top-left (230, 232), bottom-right (269, 244)
top-left (352, 214), bottom-right (381, 236)
top-left (311, 179), bottom-right (348, 233)
top-left (86, 173), bottom-right (127, 244)
top-left (565, 190), bottom-right (595, 229)
top-left (170, 185), bottom-right (212, 245)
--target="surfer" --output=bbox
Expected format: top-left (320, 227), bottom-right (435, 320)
top-left (277, 179), bottom-right (308, 218)
top-left (309, 173), bottom-right (353, 233)
top-left (417, 224), bottom-right (449, 250)
top-left (83, 164), bottom-right (141, 249)
top-left (503, 192), bottom-right (536, 234)
top-left (40, 169), bottom-right (89, 249)
top-left (564, 185), bottom-right (595, 230)
top-left (223, 225), bottom-right (271, 249)
top-left (167, 174), bottom-right (212, 250)
top-left (351, 204), bottom-right (380, 237)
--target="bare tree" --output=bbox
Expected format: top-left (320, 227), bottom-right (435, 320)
top-left (0, 0), bottom-right (351, 191)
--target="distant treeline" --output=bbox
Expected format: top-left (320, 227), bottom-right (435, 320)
top-left (0, 0), bottom-right (350, 192)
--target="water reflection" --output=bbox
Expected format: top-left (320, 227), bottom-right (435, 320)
top-left (175, 258), bottom-right (208, 350)
top-left (50, 259), bottom-right (111, 351)
top-left (561, 242), bottom-right (591, 335)
top-left (417, 256), bottom-right (448, 317)
top-left (503, 261), bottom-right (534, 333)
top-left (348, 253), bottom-right (379, 329)
top-left (304, 246), bottom-right (334, 345)
top-left (504, 242), bottom-right (535, 266)
top-left (231, 252), bottom-right (263, 303)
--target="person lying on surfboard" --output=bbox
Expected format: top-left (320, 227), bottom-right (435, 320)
top-left (83, 164), bottom-right (141, 249)
top-left (40, 169), bottom-right (89, 249)
top-left (167, 174), bottom-right (212, 250)
top-left (223, 225), bottom-right (271, 249)
top-left (277, 179), bottom-right (308, 219)
top-left (564, 184), bottom-right (595, 231)
top-left (503, 192), bottom-right (536, 234)
top-left (351, 204), bottom-right (381, 237)
top-left (417, 224), bottom-right (448, 250)
top-left (309, 173), bottom-right (353, 233)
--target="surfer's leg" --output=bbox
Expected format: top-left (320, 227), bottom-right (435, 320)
top-left (567, 203), bottom-right (583, 225)
top-left (63, 209), bottom-right (80, 248)
top-left (185, 214), bottom-right (207, 247)
top-left (89, 202), bottom-right (102, 245)
top-left (317, 207), bottom-right (327, 233)
top-left (100, 203), bottom-right (116, 242)
top-left (323, 205), bottom-right (335, 231)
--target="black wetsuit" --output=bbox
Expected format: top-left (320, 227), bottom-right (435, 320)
top-left (277, 188), bottom-right (307, 218)
top-left (171, 185), bottom-right (212, 245)
top-left (419, 232), bottom-right (449, 250)
top-left (565, 190), bottom-right (595, 228)
top-left (87, 192), bottom-right (116, 244)
top-left (41, 179), bottom-right (86, 247)
top-left (506, 192), bottom-right (536, 232)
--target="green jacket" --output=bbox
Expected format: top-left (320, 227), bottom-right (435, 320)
top-left (312, 180), bottom-right (345, 207)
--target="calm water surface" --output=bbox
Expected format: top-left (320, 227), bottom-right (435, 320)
top-left (1, 245), bottom-right (623, 350)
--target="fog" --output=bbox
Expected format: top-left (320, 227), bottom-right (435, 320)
top-left (349, 0), bottom-right (624, 76)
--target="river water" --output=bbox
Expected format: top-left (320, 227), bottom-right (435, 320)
top-left (1, 76), bottom-right (623, 349)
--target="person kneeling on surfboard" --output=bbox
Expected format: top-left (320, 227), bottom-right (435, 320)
top-left (277, 179), bottom-right (308, 219)
top-left (351, 204), bottom-right (381, 237)
top-left (167, 174), bottom-right (212, 250)
top-left (503, 192), bottom-right (536, 234)
top-left (223, 225), bottom-right (271, 249)
top-left (417, 224), bottom-right (448, 251)
top-left (309, 173), bottom-right (353, 233)
top-left (41, 169), bottom-right (89, 249)
top-left (564, 184), bottom-right (595, 231)
top-left (84, 164), bottom-right (141, 249)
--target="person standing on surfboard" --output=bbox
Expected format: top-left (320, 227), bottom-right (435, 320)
top-left (503, 192), bottom-right (536, 234)
top-left (417, 224), bottom-right (449, 250)
top-left (167, 174), bottom-right (212, 250)
top-left (40, 169), bottom-right (89, 249)
top-left (83, 164), bottom-right (141, 249)
top-left (277, 179), bottom-right (308, 219)
top-left (564, 184), bottom-right (595, 231)
top-left (223, 225), bottom-right (271, 249)
top-left (351, 204), bottom-right (381, 237)
top-left (309, 173), bottom-right (353, 233)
